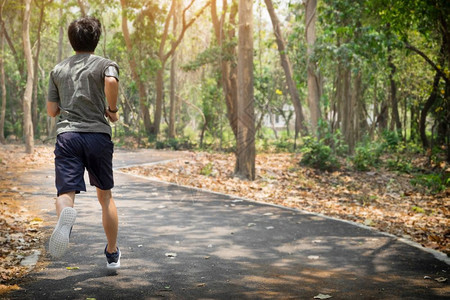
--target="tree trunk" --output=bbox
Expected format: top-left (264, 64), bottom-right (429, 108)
top-left (419, 39), bottom-right (446, 149)
top-left (22, 0), bottom-right (34, 153)
top-left (388, 54), bottom-right (402, 135)
top-left (335, 60), bottom-right (344, 132)
top-left (268, 108), bottom-right (278, 139)
top-left (330, 64), bottom-right (339, 133)
top-left (446, 80), bottom-right (450, 163)
top-left (211, 0), bottom-right (238, 140)
top-left (152, 0), bottom-right (211, 137)
top-left (153, 67), bottom-right (165, 137)
top-left (305, 0), bottom-right (321, 136)
top-left (180, 96), bottom-right (205, 146)
top-left (168, 57), bottom-right (177, 139)
top-left (168, 0), bottom-right (179, 139)
top-left (0, 1), bottom-right (5, 144)
top-left (119, 84), bottom-right (133, 134)
top-left (340, 64), bottom-right (354, 152)
top-left (120, 0), bottom-right (153, 136)
top-left (235, 0), bottom-right (255, 180)
top-left (58, 27), bottom-right (64, 62)
top-left (57, 0), bottom-right (66, 62)
top-left (420, 70), bottom-right (441, 149)
top-left (377, 100), bottom-right (388, 132)
top-left (32, 1), bottom-right (45, 136)
top-left (410, 98), bottom-right (419, 142)
top-left (48, 0), bottom-right (66, 139)
top-left (352, 69), bottom-right (363, 145)
top-left (264, 0), bottom-right (308, 137)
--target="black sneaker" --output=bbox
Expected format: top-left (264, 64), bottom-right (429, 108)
top-left (104, 245), bottom-right (121, 269)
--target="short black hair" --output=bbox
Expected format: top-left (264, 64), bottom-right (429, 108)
top-left (68, 16), bottom-right (101, 52)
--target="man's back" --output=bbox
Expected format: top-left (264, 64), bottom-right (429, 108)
top-left (48, 53), bottom-right (118, 136)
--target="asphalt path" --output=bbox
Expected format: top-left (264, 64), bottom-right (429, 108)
top-left (4, 149), bottom-right (449, 299)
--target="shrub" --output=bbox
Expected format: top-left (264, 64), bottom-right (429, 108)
top-left (156, 137), bottom-right (196, 150)
top-left (351, 138), bottom-right (384, 171)
top-left (321, 127), bottom-right (348, 156)
top-left (410, 172), bottom-right (448, 194)
top-left (352, 145), bottom-right (379, 171)
top-left (274, 138), bottom-right (293, 152)
top-left (382, 130), bottom-right (401, 151)
top-left (299, 136), bottom-right (340, 171)
top-left (200, 162), bottom-right (214, 176)
top-left (386, 158), bottom-right (414, 173)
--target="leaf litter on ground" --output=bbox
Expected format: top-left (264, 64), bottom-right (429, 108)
top-left (0, 144), bottom-right (53, 291)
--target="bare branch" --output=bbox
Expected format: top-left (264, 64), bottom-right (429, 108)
top-left (405, 42), bottom-right (449, 85)
top-left (159, 0), bottom-right (176, 58)
top-left (163, 0), bottom-right (211, 63)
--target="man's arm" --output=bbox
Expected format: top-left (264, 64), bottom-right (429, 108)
top-left (104, 76), bottom-right (119, 122)
top-left (47, 71), bottom-right (60, 117)
top-left (47, 101), bottom-right (60, 117)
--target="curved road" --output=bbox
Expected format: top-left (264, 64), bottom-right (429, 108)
top-left (5, 149), bottom-right (449, 299)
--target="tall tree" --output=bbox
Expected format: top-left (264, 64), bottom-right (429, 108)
top-left (48, 0), bottom-right (67, 138)
top-left (168, 0), bottom-right (180, 139)
top-left (57, 3), bottom-right (64, 63)
top-left (264, 0), bottom-right (308, 138)
top-left (32, 0), bottom-right (49, 135)
top-left (338, 58), bottom-right (354, 151)
top-left (305, 0), bottom-right (321, 136)
top-left (386, 24), bottom-right (401, 136)
top-left (0, 0), bottom-right (5, 143)
top-left (120, 0), bottom-right (153, 136)
top-left (320, 0), bottom-right (374, 152)
top-left (211, 0), bottom-right (239, 140)
top-left (22, 0), bottom-right (34, 153)
top-left (235, 0), bottom-right (255, 180)
top-left (0, 2), bottom-right (25, 82)
top-left (153, 0), bottom-right (211, 137)
top-left (419, 43), bottom-right (445, 149)
top-left (371, 0), bottom-right (450, 160)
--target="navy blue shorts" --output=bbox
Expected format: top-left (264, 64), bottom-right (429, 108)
top-left (54, 132), bottom-right (114, 196)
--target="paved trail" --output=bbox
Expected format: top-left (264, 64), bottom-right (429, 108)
top-left (5, 149), bottom-right (449, 299)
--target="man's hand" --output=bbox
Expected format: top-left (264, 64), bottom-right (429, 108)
top-left (105, 108), bottom-right (119, 122)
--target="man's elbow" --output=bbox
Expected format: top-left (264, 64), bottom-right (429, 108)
top-left (47, 103), bottom-right (60, 117)
top-left (105, 76), bottom-right (119, 87)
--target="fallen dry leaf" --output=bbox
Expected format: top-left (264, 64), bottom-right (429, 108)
top-left (0, 144), bottom-right (52, 287)
top-left (435, 277), bottom-right (447, 283)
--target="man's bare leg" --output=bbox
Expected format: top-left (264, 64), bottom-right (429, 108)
top-left (97, 188), bottom-right (118, 253)
top-left (49, 191), bottom-right (77, 258)
top-left (55, 192), bottom-right (75, 216)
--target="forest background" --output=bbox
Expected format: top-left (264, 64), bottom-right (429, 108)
top-left (0, 0), bottom-right (449, 281)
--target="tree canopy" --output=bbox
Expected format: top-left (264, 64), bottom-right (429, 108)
top-left (0, 0), bottom-right (448, 172)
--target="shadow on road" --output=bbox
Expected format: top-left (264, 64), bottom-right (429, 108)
top-left (5, 150), bottom-right (449, 299)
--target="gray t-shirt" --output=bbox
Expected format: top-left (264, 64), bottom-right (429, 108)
top-left (48, 54), bottom-right (119, 136)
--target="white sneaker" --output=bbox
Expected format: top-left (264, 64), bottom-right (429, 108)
top-left (49, 207), bottom-right (77, 258)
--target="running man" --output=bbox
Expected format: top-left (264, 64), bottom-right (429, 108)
top-left (47, 16), bottom-right (121, 269)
